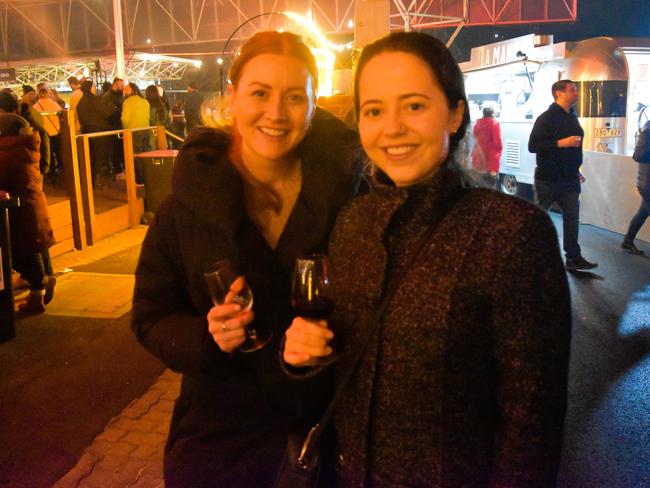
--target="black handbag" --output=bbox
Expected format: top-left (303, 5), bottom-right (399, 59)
top-left (274, 426), bottom-right (325, 488)
top-left (275, 188), bottom-right (466, 488)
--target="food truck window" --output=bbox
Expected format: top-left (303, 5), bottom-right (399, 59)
top-left (574, 80), bottom-right (628, 118)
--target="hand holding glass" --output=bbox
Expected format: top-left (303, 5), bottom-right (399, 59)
top-left (204, 259), bottom-right (271, 353)
top-left (291, 254), bottom-right (337, 366)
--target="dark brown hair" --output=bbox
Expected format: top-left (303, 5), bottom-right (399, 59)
top-left (353, 31), bottom-right (470, 157)
top-left (551, 79), bottom-right (575, 100)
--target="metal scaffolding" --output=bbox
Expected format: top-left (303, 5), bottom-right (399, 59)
top-left (0, 0), bottom-right (577, 81)
top-left (5, 52), bottom-right (200, 87)
top-left (0, 0), bottom-right (577, 63)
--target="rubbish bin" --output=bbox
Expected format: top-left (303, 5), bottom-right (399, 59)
top-left (0, 191), bottom-right (19, 342)
top-left (134, 149), bottom-right (178, 214)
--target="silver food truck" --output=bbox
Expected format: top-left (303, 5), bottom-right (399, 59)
top-left (460, 34), bottom-right (650, 242)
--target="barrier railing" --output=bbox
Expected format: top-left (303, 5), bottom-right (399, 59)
top-left (69, 114), bottom-right (170, 245)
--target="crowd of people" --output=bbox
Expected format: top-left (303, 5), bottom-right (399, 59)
top-left (1, 77), bottom-right (199, 189)
top-left (69, 76), bottom-right (194, 186)
top-left (0, 77), bottom-right (203, 313)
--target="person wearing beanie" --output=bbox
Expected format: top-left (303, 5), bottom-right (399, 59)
top-left (0, 113), bottom-right (56, 313)
top-left (19, 84), bottom-right (50, 174)
top-left (0, 91), bottom-right (19, 114)
top-left (21, 85), bottom-right (36, 102)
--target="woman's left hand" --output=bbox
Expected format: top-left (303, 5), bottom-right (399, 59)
top-left (283, 316), bottom-right (334, 367)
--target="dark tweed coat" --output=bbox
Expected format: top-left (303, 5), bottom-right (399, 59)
top-left (132, 108), bottom-right (363, 487)
top-left (328, 163), bottom-right (571, 488)
top-left (0, 134), bottom-right (55, 255)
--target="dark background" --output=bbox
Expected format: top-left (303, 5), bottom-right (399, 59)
top-left (432, 0), bottom-right (650, 61)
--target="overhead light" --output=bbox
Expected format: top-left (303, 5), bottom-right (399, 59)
top-left (216, 57), bottom-right (224, 65)
top-left (146, 38), bottom-right (152, 44)
top-left (347, 19), bottom-right (354, 29)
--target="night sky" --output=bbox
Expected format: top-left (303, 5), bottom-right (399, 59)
top-left (430, 0), bottom-right (650, 62)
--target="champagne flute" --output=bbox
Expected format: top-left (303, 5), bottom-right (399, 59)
top-left (203, 259), bottom-right (271, 353)
top-left (291, 254), bottom-right (337, 366)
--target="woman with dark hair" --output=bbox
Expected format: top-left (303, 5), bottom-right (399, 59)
top-left (145, 85), bottom-right (170, 128)
top-left (132, 31), bottom-right (363, 486)
top-left (284, 31), bottom-right (571, 487)
top-left (145, 85), bottom-right (171, 149)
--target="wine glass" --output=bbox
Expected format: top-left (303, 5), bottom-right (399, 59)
top-left (203, 259), bottom-right (271, 353)
top-left (291, 254), bottom-right (337, 366)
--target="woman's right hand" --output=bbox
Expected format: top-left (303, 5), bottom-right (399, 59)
top-left (207, 303), bottom-right (254, 354)
top-left (283, 317), bottom-right (334, 367)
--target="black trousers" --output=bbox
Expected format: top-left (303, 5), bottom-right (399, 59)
top-left (13, 249), bottom-right (53, 291)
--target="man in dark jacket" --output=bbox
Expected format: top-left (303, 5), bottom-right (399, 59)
top-left (529, 79), bottom-right (597, 271)
top-left (20, 85), bottom-right (50, 175)
top-left (76, 80), bottom-right (115, 186)
top-left (102, 77), bottom-right (125, 177)
top-left (184, 81), bottom-right (203, 131)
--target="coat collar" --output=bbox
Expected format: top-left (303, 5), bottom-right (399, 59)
top-left (170, 108), bottom-right (362, 243)
top-left (365, 160), bottom-right (467, 230)
top-left (341, 160), bottom-right (467, 318)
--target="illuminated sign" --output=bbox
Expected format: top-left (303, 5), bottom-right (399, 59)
top-left (473, 35), bottom-right (536, 69)
top-left (0, 68), bottom-right (15, 83)
top-left (594, 128), bottom-right (623, 137)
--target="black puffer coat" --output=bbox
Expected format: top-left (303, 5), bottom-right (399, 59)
top-left (132, 108), bottom-right (363, 487)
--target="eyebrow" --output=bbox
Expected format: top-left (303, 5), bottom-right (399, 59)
top-left (246, 81), bottom-right (307, 92)
top-left (360, 92), bottom-right (430, 109)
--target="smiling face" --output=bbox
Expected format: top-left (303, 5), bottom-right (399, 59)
top-left (357, 51), bottom-right (465, 187)
top-left (228, 53), bottom-right (316, 169)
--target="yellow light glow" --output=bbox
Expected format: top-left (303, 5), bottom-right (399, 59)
top-left (282, 11), bottom-right (337, 97)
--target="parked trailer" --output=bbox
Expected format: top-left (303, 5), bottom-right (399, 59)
top-left (460, 35), bottom-right (650, 242)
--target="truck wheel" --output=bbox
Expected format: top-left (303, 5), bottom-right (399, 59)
top-left (501, 175), bottom-right (518, 195)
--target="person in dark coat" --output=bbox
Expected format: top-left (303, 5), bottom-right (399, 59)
top-left (621, 120), bottom-right (650, 254)
top-left (0, 113), bottom-right (56, 313)
top-left (131, 31), bottom-right (364, 487)
top-left (284, 32), bottom-right (571, 488)
top-left (20, 84), bottom-right (50, 175)
top-left (528, 79), bottom-right (597, 271)
top-left (76, 79), bottom-right (115, 186)
top-left (102, 77), bottom-right (125, 176)
top-left (183, 81), bottom-right (203, 131)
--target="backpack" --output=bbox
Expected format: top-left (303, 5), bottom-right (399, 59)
top-left (633, 122), bottom-right (650, 163)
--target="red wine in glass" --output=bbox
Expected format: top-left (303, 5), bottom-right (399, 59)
top-left (292, 296), bottom-right (335, 320)
top-left (291, 254), bottom-right (337, 365)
